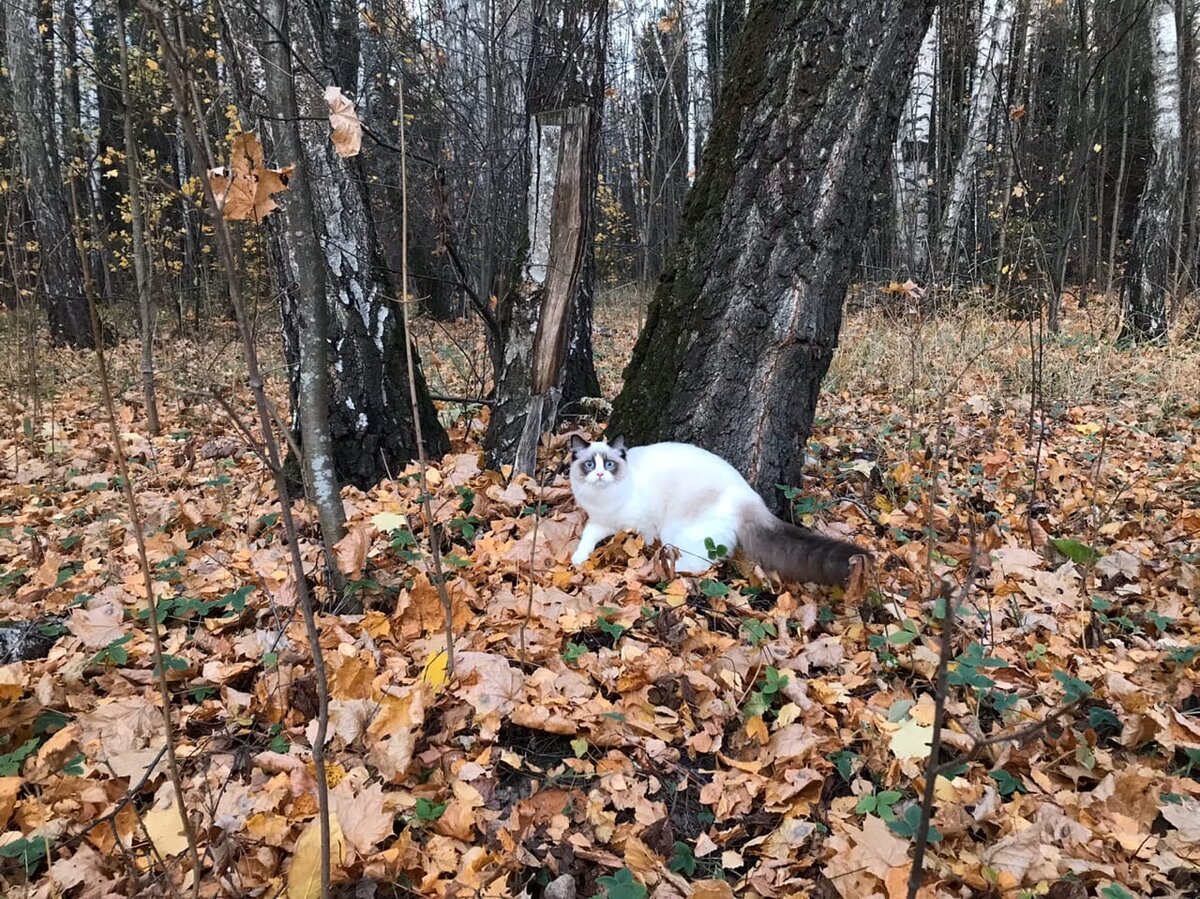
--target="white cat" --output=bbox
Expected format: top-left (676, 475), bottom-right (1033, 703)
top-left (568, 435), bottom-right (864, 584)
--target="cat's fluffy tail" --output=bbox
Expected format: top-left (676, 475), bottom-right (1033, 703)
top-left (739, 503), bottom-right (867, 586)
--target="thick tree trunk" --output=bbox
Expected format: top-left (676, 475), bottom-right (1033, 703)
top-left (4, 0), bottom-right (93, 347)
top-left (225, 0), bottom-right (447, 486)
top-left (484, 0), bottom-right (607, 471)
top-left (938, 0), bottom-right (1015, 273)
top-left (610, 0), bottom-right (938, 510)
top-left (261, 0), bottom-right (346, 549)
top-left (1121, 0), bottom-right (1182, 343)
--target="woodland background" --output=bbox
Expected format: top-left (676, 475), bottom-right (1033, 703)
top-left (1, 0), bottom-right (1199, 898)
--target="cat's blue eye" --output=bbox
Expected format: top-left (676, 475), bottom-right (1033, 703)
top-left (604, 460), bottom-right (616, 471)
top-left (583, 460), bottom-right (595, 471)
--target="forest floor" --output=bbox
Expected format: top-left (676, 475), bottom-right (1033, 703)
top-left (1, 291), bottom-right (1199, 899)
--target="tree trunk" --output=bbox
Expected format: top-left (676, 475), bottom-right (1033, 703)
top-left (1122, 0), bottom-right (1183, 343)
top-left (484, 0), bottom-right (607, 472)
top-left (4, 0), bottom-right (93, 347)
top-left (938, 0), bottom-right (1015, 273)
top-left (225, 0), bottom-right (447, 486)
top-left (116, 1), bottom-right (161, 436)
top-left (260, 0), bottom-right (346, 551)
top-left (610, 0), bottom-right (938, 510)
top-left (894, 10), bottom-right (939, 279)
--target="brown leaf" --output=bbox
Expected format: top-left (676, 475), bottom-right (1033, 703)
top-left (68, 594), bottom-right (128, 648)
top-left (325, 86), bottom-right (362, 158)
top-left (206, 132), bottom-right (291, 221)
top-left (334, 526), bottom-right (372, 579)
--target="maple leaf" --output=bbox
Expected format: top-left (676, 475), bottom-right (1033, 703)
top-left (206, 132), bottom-right (292, 221)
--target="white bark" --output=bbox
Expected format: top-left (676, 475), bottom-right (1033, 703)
top-left (938, 0), bottom-right (1015, 269)
top-left (525, 121), bottom-right (563, 284)
top-left (893, 10), bottom-right (938, 276)
top-left (1122, 0), bottom-right (1182, 341)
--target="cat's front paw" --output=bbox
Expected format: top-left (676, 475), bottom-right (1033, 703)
top-left (570, 547), bottom-right (591, 567)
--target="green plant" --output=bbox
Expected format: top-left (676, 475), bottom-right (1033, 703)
top-left (92, 633), bottom-right (134, 666)
top-left (855, 789), bottom-right (903, 822)
top-left (593, 868), bottom-right (647, 899)
top-left (0, 737), bottom-right (40, 775)
top-left (744, 667), bottom-right (788, 719)
top-left (669, 841), bottom-right (696, 875)
top-left (741, 618), bottom-right (776, 648)
top-left (414, 797), bottom-right (448, 823)
top-left (886, 806), bottom-right (941, 842)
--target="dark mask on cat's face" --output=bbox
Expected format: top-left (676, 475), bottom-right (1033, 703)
top-left (569, 435), bottom-right (627, 486)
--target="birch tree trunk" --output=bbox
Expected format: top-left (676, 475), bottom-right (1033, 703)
top-left (1121, 0), bottom-right (1182, 343)
top-left (894, 10), bottom-right (939, 278)
top-left (224, 0), bottom-right (447, 487)
top-left (484, 0), bottom-right (607, 472)
top-left (938, 0), bottom-right (1015, 273)
top-left (260, 0), bottom-right (346, 550)
top-left (611, 0), bottom-right (938, 508)
top-left (4, 0), bottom-right (93, 347)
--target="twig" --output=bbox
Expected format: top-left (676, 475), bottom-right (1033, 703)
top-left (68, 183), bottom-right (201, 899)
top-left (143, 3), bottom-right (334, 895)
top-left (907, 541), bottom-right (980, 899)
top-left (429, 393), bottom-right (495, 406)
top-left (397, 75), bottom-right (456, 678)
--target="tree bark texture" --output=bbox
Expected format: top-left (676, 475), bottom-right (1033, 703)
top-left (938, 0), bottom-right (1014, 272)
top-left (1122, 0), bottom-right (1182, 343)
top-left (228, 0), bottom-right (447, 487)
top-left (261, 0), bottom-right (346, 547)
top-left (4, 0), bottom-right (93, 347)
top-left (611, 0), bottom-right (939, 510)
top-left (894, 10), bottom-right (939, 279)
top-left (483, 0), bottom-right (606, 471)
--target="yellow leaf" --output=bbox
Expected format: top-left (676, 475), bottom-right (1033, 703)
top-left (287, 813), bottom-right (346, 899)
top-left (146, 58), bottom-right (159, 71)
top-left (143, 806), bottom-right (190, 857)
top-left (420, 650), bottom-right (449, 689)
top-left (370, 511), bottom-right (408, 533)
top-left (889, 716), bottom-right (933, 760)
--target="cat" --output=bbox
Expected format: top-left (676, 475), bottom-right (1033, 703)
top-left (568, 435), bottom-right (865, 584)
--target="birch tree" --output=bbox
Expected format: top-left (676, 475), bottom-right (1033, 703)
top-left (894, 10), bottom-right (939, 278)
top-left (1122, 0), bottom-right (1183, 342)
top-left (938, 0), bottom-right (1015, 272)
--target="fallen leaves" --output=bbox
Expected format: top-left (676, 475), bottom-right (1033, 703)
top-left (1, 310), bottom-right (1199, 898)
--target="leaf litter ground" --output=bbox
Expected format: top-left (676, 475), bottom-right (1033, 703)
top-left (1, 299), bottom-right (1199, 899)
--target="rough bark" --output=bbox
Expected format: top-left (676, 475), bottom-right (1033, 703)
top-left (610, 0), bottom-right (939, 510)
top-left (261, 0), bottom-right (346, 548)
top-left (1121, 0), bottom-right (1182, 343)
top-left (938, 0), bottom-right (1015, 272)
top-left (4, 0), bottom-right (93, 347)
top-left (484, 0), bottom-right (606, 471)
top-left (225, 0), bottom-right (447, 487)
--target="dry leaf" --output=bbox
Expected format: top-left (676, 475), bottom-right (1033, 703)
top-left (68, 595), bottom-right (127, 648)
top-left (325, 86), bottom-right (362, 158)
top-left (287, 811), bottom-right (346, 899)
top-left (334, 526), bottom-right (371, 579)
top-left (143, 806), bottom-right (190, 857)
top-left (207, 132), bottom-right (292, 221)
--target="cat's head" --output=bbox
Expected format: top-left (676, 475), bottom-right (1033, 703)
top-left (568, 434), bottom-right (627, 487)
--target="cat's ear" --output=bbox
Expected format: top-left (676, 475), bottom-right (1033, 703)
top-left (607, 434), bottom-right (627, 457)
top-left (568, 434), bottom-right (589, 455)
